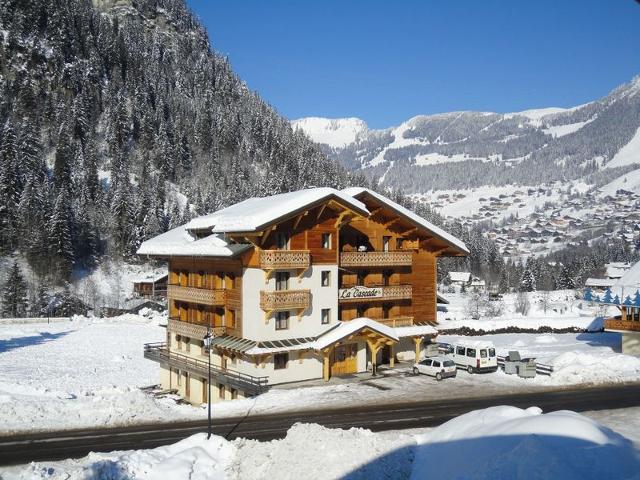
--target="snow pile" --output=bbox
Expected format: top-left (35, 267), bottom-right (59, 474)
top-left (550, 350), bottom-right (640, 385)
top-left (411, 406), bottom-right (640, 480)
top-left (4, 408), bottom-right (638, 480)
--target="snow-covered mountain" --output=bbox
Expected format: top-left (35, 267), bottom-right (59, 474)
top-left (293, 76), bottom-right (640, 194)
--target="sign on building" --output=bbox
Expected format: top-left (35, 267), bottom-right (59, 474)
top-left (339, 286), bottom-right (383, 300)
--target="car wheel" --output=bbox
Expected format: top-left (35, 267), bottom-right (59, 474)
top-left (413, 367), bottom-right (419, 375)
top-left (467, 366), bottom-right (474, 374)
top-left (435, 372), bottom-right (442, 381)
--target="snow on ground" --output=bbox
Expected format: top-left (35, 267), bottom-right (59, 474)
top-left (605, 126), bottom-right (640, 169)
top-left (438, 290), bottom-right (604, 331)
top-left (0, 311), bottom-right (202, 434)
top-left (291, 117), bottom-right (369, 148)
top-left (0, 300), bottom-right (639, 435)
top-left (3, 406), bottom-right (638, 480)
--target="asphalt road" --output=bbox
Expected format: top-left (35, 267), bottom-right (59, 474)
top-left (1, 383), bottom-right (639, 466)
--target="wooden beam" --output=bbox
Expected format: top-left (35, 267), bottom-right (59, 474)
top-left (369, 207), bottom-right (383, 217)
top-left (389, 344), bottom-right (395, 368)
top-left (402, 227), bottom-right (418, 236)
top-left (261, 225), bottom-right (276, 246)
top-left (323, 349), bottom-right (332, 381)
top-left (316, 204), bottom-right (327, 220)
top-left (293, 211), bottom-right (308, 230)
top-left (413, 337), bottom-right (422, 363)
top-left (384, 217), bottom-right (400, 228)
top-left (334, 210), bottom-right (352, 228)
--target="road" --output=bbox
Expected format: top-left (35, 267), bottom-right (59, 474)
top-left (1, 383), bottom-right (639, 466)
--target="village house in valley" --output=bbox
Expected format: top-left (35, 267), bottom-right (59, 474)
top-left (137, 187), bottom-right (467, 403)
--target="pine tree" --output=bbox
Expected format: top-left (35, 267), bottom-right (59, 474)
top-left (0, 120), bottom-right (20, 252)
top-left (49, 191), bottom-right (75, 281)
top-left (519, 267), bottom-right (536, 292)
top-left (1, 260), bottom-right (28, 318)
top-left (557, 264), bottom-right (575, 290)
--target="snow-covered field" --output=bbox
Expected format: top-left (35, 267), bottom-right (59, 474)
top-left (437, 290), bottom-right (605, 331)
top-left (1, 304), bottom-right (639, 435)
top-left (2, 406), bottom-right (639, 480)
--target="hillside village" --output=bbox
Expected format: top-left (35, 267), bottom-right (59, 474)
top-left (426, 183), bottom-right (640, 260)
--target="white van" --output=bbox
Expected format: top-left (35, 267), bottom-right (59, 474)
top-left (448, 341), bottom-right (498, 373)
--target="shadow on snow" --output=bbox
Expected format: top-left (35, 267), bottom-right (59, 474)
top-left (0, 331), bottom-right (72, 354)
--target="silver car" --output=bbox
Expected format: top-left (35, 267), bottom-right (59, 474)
top-left (413, 356), bottom-right (457, 381)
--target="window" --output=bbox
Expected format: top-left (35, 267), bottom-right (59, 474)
top-left (321, 308), bottom-right (331, 324)
top-left (177, 369), bottom-right (182, 386)
top-left (357, 305), bottom-right (366, 318)
top-left (480, 349), bottom-right (487, 358)
top-left (274, 353), bottom-right (289, 370)
top-left (357, 271), bottom-right (367, 286)
top-left (466, 348), bottom-right (476, 358)
top-left (444, 360), bottom-right (455, 368)
top-left (433, 361), bottom-right (441, 368)
top-left (456, 346), bottom-right (465, 356)
top-left (383, 270), bottom-right (392, 286)
top-left (489, 348), bottom-right (496, 357)
top-left (276, 311), bottom-right (290, 330)
top-left (226, 273), bottom-right (235, 289)
top-left (185, 336), bottom-right (191, 352)
top-left (421, 359), bottom-right (431, 366)
top-left (275, 272), bottom-right (290, 291)
top-left (227, 309), bottom-right (236, 328)
top-left (176, 334), bottom-right (182, 350)
top-left (382, 236), bottom-right (391, 252)
top-left (396, 238), bottom-right (404, 250)
top-left (321, 270), bottom-right (331, 287)
top-left (322, 233), bottom-right (332, 249)
top-left (382, 304), bottom-right (391, 319)
top-left (275, 232), bottom-right (289, 250)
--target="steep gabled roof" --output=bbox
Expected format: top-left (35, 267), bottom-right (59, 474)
top-left (186, 187), bottom-right (369, 233)
top-left (342, 187), bottom-right (469, 255)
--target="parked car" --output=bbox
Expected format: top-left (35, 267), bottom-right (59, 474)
top-left (413, 356), bottom-right (457, 380)
top-left (448, 342), bottom-right (498, 373)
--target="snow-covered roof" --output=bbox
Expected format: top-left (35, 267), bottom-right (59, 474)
top-left (606, 262), bottom-right (632, 279)
top-left (584, 278), bottom-right (616, 288)
top-left (137, 226), bottom-right (252, 257)
top-left (343, 187), bottom-right (469, 254)
top-left (448, 271), bottom-right (471, 282)
top-left (616, 261), bottom-right (640, 289)
top-left (132, 273), bottom-right (168, 283)
top-left (393, 324), bottom-right (438, 338)
top-left (315, 318), bottom-right (399, 350)
top-left (186, 187), bottom-right (369, 233)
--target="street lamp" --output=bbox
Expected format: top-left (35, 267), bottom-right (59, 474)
top-left (203, 324), bottom-right (213, 439)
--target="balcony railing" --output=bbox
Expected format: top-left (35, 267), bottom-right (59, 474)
top-left (338, 284), bottom-right (412, 302)
top-left (260, 250), bottom-right (310, 270)
top-left (260, 289), bottom-right (311, 312)
top-left (168, 318), bottom-right (227, 338)
top-left (168, 284), bottom-right (225, 306)
top-left (374, 316), bottom-right (414, 327)
top-left (605, 319), bottom-right (640, 332)
top-left (340, 251), bottom-right (412, 267)
top-left (143, 343), bottom-right (268, 396)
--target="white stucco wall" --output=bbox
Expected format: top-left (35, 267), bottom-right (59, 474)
top-left (242, 265), bottom-right (338, 341)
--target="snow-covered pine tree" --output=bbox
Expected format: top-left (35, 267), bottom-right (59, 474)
top-left (557, 264), bottom-right (575, 290)
top-left (519, 267), bottom-right (536, 292)
top-left (49, 191), bottom-right (75, 281)
top-left (1, 260), bottom-right (28, 318)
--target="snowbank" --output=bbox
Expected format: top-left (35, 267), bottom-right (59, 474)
top-left (411, 406), bottom-right (640, 480)
top-left (3, 407), bottom-right (638, 480)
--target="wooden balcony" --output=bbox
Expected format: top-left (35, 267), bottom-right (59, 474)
top-left (374, 316), bottom-right (414, 327)
top-left (340, 251), bottom-right (412, 268)
top-left (605, 319), bottom-right (640, 332)
top-left (168, 284), bottom-right (225, 306)
top-left (260, 289), bottom-right (311, 312)
top-left (260, 250), bottom-right (310, 270)
top-left (168, 318), bottom-right (227, 338)
top-left (338, 284), bottom-right (412, 303)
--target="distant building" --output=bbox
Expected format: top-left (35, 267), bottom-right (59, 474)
top-left (447, 271), bottom-right (471, 286)
top-left (133, 273), bottom-right (168, 298)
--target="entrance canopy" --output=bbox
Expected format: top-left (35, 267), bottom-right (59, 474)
top-left (315, 318), bottom-right (399, 350)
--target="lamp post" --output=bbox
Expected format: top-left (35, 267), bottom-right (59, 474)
top-left (203, 324), bottom-right (213, 439)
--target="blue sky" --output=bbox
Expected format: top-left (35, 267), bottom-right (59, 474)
top-left (188, 0), bottom-right (640, 129)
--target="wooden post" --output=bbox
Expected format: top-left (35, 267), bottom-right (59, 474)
top-left (389, 343), bottom-right (395, 368)
top-left (413, 337), bottom-right (421, 363)
top-left (366, 339), bottom-right (380, 376)
top-left (323, 350), bottom-right (331, 381)
top-left (622, 306), bottom-right (627, 322)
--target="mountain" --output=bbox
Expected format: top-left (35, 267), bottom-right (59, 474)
top-left (0, 0), bottom-right (366, 284)
top-left (293, 77), bottom-right (640, 193)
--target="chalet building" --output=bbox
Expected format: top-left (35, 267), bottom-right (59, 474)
top-left (133, 273), bottom-right (168, 298)
top-left (137, 187), bottom-right (467, 403)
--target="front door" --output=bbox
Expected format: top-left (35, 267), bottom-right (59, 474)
top-left (331, 343), bottom-right (358, 376)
